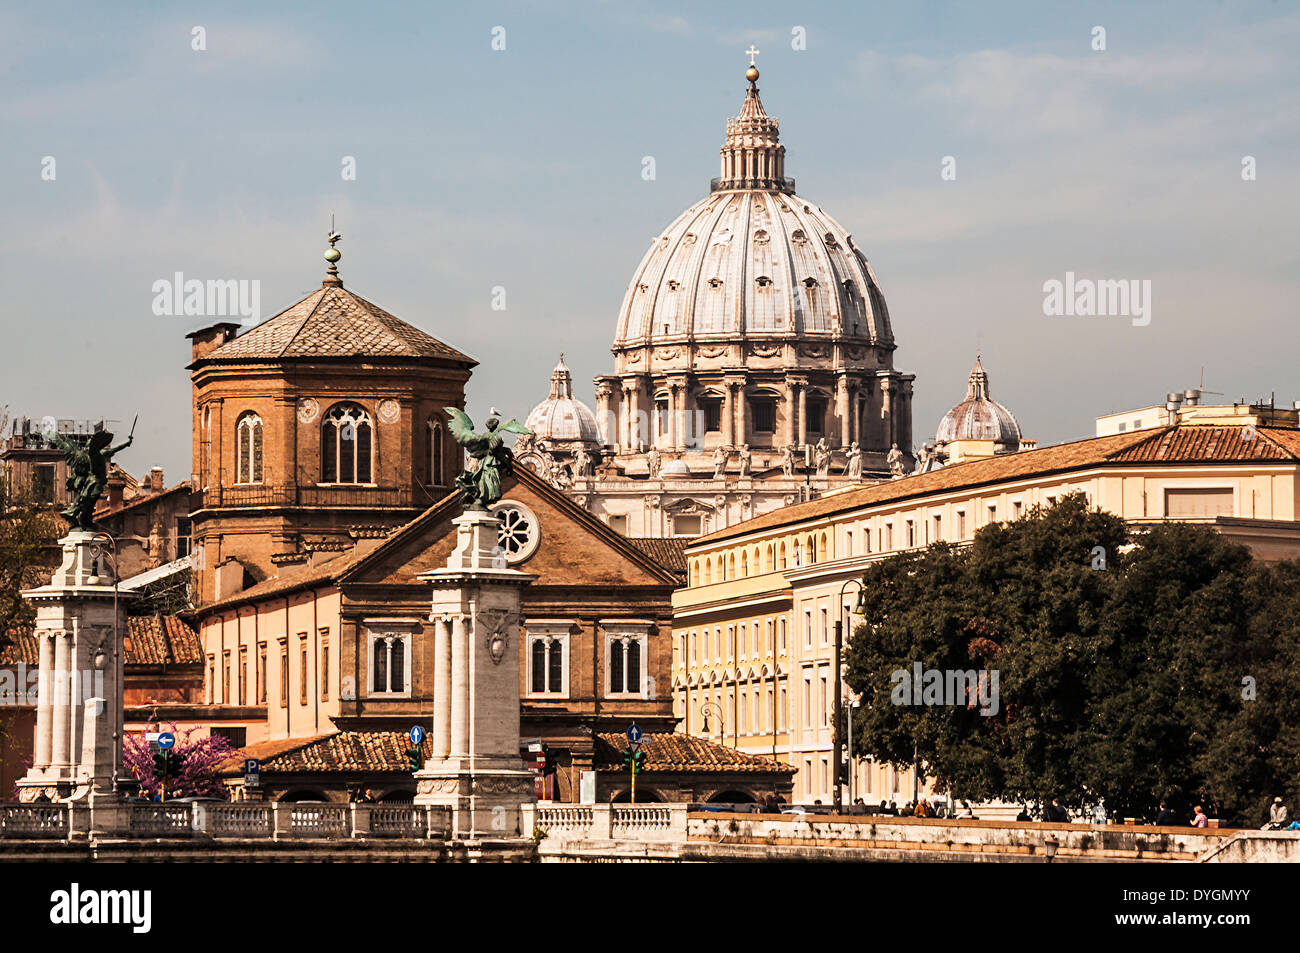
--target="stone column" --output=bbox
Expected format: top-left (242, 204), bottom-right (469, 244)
top-left (797, 383), bottom-right (808, 447)
top-left (628, 385), bottom-right (642, 452)
top-left (881, 377), bottom-right (895, 446)
top-left (450, 617), bottom-right (469, 760)
top-left (18, 531), bottom-right (136, 812)
top-left (433, 614), bottom-right (452, 760)
top-left (836, 375), bottom-right (850, 447)
top-left (50, 631), bottom-right (71, 771)
top-left (33, 630), bottom-right (54, 771)
top-left (722, 386), bottom-right (734, 446)
top-left (782, 381), bottom-right (796, 449)
top-left (416, 511), bottom-right (536, 840)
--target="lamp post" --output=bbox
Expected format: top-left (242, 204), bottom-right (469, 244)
top-left (846, 693), bottom-right (861, 806)
top-left (833, 576), bottom-right (867, 814)
top-left (699, 700), bottom-right (724, 744)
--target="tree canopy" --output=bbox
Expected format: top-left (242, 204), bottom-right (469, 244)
top-left (844, 493), bottom-right (1299, 826)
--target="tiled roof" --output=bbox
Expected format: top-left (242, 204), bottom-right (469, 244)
top-left (1, 614), bottom-right (201, 667)
top-left (696, 426), bottom-right (1300, 545)
top-left (626, 537), bottom-right (688, 575)
top-left (95, 482), bottom-right (190, 519)
top-left (0, 631), bottom-right (37, 666)
top-left (197, 284), bottom-right (475, 365)
top-left (217, 731), bottom-right (432, 775)
top-left (1109, 425), bottom-right (1299, 462)
top-left (124, 614), bottom-right (203, 665)
top-left (594, 732), bottom-right (795, 774)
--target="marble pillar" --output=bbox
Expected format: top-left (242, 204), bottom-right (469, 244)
top-left (415, 511), bottom-right (536, 840)
top-left (17, 531), bottom-right (135, 810)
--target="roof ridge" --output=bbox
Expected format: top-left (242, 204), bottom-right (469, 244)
top-left (275, 285), bottom-right (332, 358)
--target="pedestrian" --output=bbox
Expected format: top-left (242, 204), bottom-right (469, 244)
top-left (1045, 797), bottom-right (1068, 823)
top-left (959, 800), bottom-right (976, 819)
top-left (1155, 801), bottom-right (1177, 826)
top-left (1264, 797), bottom-right (1288, 830)
top-left (1191, 805), bottom-right (1209, 828)
top-left (1015, 806), bottom-right (1031, 822)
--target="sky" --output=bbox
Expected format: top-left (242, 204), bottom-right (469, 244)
top-left (2, 1), bottom-right (1298, 482)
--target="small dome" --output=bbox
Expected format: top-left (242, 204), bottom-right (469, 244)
top-left (525, 355), bottom-right (602, 445)
top-left (935, 357), bottom-right (1022, 451)
top-left (659, 459), bottom-right (691, 480)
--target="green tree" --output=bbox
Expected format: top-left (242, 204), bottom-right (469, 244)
top-left (0, 474), bottom-right (61, 652)
top-left (844, 492), bottom-right (1294, 823)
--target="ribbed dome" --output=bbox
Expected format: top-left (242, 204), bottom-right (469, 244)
top-left (935, 357), bottom-right (1022, 450)
top-left (525, 355), bottom-right (602, 445)
top-left (611, 74), bottom-right (893, 351)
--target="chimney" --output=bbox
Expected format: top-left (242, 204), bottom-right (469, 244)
top-left (186, 322), bottom-right (242, 365)
top-left (1183, 388), bottom-right (1201, 406)
top-left (1165, 392), bottom-right (1183, 426)
top-left (149, 466), bottom-right (164, 493)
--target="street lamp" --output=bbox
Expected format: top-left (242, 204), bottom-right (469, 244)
top-left (846, 693), bottom-right (861, 806)
top-left (833, 576), bottom-right (867, 813)
top-left (699, 701), bottom-right (724, 743)
top-left (1044, 836), bottom-right (1060, 863)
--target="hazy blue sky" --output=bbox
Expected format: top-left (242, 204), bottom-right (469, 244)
top-left (3, 1), bottom-right (1297, 481)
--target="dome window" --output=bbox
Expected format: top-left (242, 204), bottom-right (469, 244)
top-left (708, 277), bottom-right (723, 290)
top-left (753, 229), bottom-right (769, 245)
top-left (756, 275), bottom-right (773, 289)
top-left (637, 283), bottom-right (648, 294)
top-left (682, 233), bottom-right (697, 245)
top-left (667, 280), bottom-right (681, 292)
top-left (824, 233), bottom-right (840, 249)
top-left (803, 277), bottom-right (818, 289)
top-left (790, 229), bottom-right (807, 245)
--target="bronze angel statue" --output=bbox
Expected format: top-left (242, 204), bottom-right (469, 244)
top-left (444, 407), bottom-right (531, 509)
top-left (47, 420), bottom-right (135, 531)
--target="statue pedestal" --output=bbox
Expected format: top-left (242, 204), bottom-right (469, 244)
top-left (414, 511), bottom-right (536, 839)
top-left (16, 532), bottom-right (134, 821)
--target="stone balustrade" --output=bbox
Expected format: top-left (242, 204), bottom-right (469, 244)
top-left (525, 803), bottom-right (688, 843)
top-left (0, 801), bottom-right (449, 842)
top-left (0, 804), bottom-right (70, 839)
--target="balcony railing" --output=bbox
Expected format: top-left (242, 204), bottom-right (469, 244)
top-left (191, 485), bottom-right (419, 510)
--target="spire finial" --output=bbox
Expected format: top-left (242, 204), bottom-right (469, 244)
top-left (745, 45), bottom-right (760, 84)
top-left (323, 218), bottom-right (343, 287)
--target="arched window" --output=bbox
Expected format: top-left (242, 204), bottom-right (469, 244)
top-left (427, 418), bottom-right (444, 485)
top-left (321, 403), bottom-right (373, 484)
top-left (236, 412), bottom-right (263, 484)
top-left (741, 551), bottom-right (749, 577)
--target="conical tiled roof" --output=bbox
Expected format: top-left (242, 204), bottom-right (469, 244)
top-left (196, 282), bottom-right (474, 365)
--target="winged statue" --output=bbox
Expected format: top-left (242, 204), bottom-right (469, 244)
top-left (444, 407), bottom-right (531, 509)
top-left (47, 422), bottom-right (135, 531)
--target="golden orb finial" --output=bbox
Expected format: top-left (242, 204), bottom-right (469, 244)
top-left (746, 65), bottom-right (759, 83)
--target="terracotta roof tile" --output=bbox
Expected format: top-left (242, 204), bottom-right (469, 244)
top-left (218, 731), bottom-right (433, 775)
top-left (594, 732), bottom-right (795, 774)
top-left (124, 614), bottom-right (203, 665)
top-left (197, 284), bottom-right (474, 365)
top-left (626, 537), bottom-right (688, 575)
top-left (2, 614), bottom-right (201, 667)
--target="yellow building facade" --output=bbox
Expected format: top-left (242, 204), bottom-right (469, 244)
top-left (673, 415), bottom-right (1300, 806)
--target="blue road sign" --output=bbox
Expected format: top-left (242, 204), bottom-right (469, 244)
top-left (244, 759), bottom-right (260, 775)
top-left (157, 732), bottom-right (175, 750)
top-left (409, 725), bottom-right (425, 746)
top-left (626, 723), bottom-right (642, 745)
